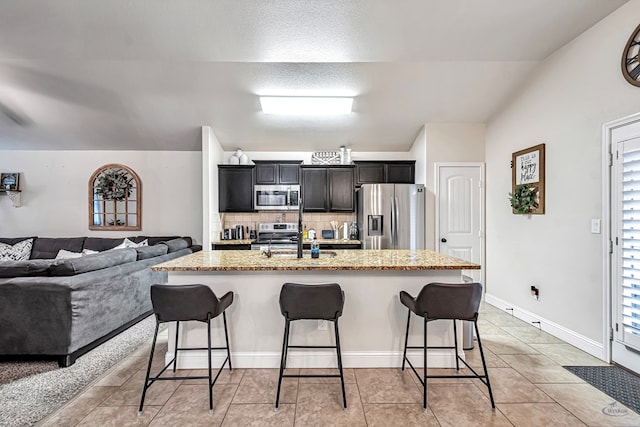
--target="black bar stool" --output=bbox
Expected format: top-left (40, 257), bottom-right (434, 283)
top-left (399, 282), bottom-right (495, 410)
top-left (275, 282), bottom-right (347, 410)
top-left (138, 284), bottom-right (233, 415)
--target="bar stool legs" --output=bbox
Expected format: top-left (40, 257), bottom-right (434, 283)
top-left (274, 319), bottom-right (291, 410)
top-left (274, 317), bottom-right (347, 411)
top-left (401, 310), bottom-right (496, 410)
top-left (334, 319), bottom-right (347, 409)
top-left (275, 282), bottom-right (346, 411)
top-left (138, 285), bottom-right (234, 416)
top-left (399, 282), bottom-right (494, 411)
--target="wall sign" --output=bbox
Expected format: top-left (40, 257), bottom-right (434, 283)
top-left (0, 172), bottom-right (19, 192)
top-left (511, 144), bottom-right (545, 214)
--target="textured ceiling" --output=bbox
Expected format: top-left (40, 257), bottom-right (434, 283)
top-left (0, 0), bottom-right (628, 151)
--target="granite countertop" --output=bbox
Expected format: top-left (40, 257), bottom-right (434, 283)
top-left (212, 239), bottom-right (254, 245)
top-left (153, 249), bottom-right (480, 271)
top-left (211, 239), bottom-right (361, 245)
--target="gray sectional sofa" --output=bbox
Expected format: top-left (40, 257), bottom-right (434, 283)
top-left (0, 236), bottom-right (201, 367)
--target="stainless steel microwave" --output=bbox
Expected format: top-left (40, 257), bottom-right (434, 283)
top-left (254, 185), bottom-right (300, 211)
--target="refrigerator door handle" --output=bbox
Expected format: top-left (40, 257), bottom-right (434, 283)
top-left (390, 196), bottom-right (397, 247)
top-left (393, 196), bottom-right (400, 247)
top-left (390, 197), bottom-right (395, 246)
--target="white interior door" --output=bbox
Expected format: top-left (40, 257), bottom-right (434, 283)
top-left (612, 136), bottom-right (640, 373)
top-left (436, 163), bottom-right (484, 283)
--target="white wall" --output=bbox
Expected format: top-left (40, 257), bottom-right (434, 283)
top-left (423, 123), bottom-right (486, 249)
top-left (227, 150), bottom-right (415, 164)
top-left (202, 126), bottom-right (225, 248)
top-left (0, 151), bottom-right (202, 241)
top-left (409, 125), bottom-right (427, 185)
top-left (485, 0), bottom-right (640, 350)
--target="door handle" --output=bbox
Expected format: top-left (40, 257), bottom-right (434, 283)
top-left (441, 238), bottom-right (447, 243)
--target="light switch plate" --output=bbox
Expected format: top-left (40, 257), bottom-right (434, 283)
top-left (591, 219), bottom-right (601, 234)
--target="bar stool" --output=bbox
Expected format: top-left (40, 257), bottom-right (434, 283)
top-left (138, 284), bottom-right (233, 415)
top-left (399, 282), bottom-right (495, 410)
top-left (275, 282), bottom-right (347, 410)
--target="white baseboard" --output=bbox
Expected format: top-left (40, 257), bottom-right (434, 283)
top-left (484, 293), bottom-right (606, 361)
top-left (165, 349), bottom-right (461, 370)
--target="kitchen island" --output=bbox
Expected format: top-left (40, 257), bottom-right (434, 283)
top-left (152, 249), bottom-right (480, 369)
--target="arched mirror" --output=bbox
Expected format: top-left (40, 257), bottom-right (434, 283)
top-left (89, 164), bottom-right (141, 230)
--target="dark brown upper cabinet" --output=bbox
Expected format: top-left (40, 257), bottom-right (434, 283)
top-left (218, 165), bottom-right (254, 212)
top-left (254, 161), bottom-right (302, 185)
top-left (301, 165), bottom-right (355, 212)
top-left (354, 161), bottom-right (415, 185)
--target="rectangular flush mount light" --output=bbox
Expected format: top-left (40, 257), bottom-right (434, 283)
top-left (260, 96), bottom-right (353, 115)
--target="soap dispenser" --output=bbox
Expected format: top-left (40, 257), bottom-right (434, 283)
top-left (311, 237), bottom-right (320, 258)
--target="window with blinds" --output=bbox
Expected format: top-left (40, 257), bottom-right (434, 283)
top-left (617, 138), bottom-right (640, 351)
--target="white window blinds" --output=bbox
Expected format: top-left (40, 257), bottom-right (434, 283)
top-left (617, 137), bottom-right (640, 351)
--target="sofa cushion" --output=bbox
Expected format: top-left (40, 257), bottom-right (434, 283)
top-left (0, 259), bottom-right (54, 277)
top-left (0, 238), bottom-right (34, 261)
top-left (0, 236), bottom-right (37, 245)
top-left (160, 238), bottom-right (189, 253)
top-left (49, 248), bottom-right (137, 276)
top-left (31, 237), bottom-right (86, 259)
top-left (135, 236), bottom-right (192, 247)
top-left (83, 237), bottom-right (133, 251)
top-left (135, 244), bottom-right (168, 260)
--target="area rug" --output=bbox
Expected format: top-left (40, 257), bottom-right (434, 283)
top-left (564, 365), bottom-right (640, 415)
top-left (0, 315), bottom-right (157, 427)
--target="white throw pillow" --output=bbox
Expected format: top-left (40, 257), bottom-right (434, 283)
top-left (55, 249), bottom-right (83, 259)
top-left (111, 238), bottom-right (148, 250)
top-left (0, 238), bottom-right (33, 261)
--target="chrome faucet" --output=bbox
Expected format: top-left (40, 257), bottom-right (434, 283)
top-left (297, 198), bottom-right (303, 258)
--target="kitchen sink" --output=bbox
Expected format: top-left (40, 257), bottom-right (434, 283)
top-left (268, 250), bottom-right (337, 259)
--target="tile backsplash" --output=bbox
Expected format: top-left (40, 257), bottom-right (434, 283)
top-left (219, 212), bottom-right (356, 238)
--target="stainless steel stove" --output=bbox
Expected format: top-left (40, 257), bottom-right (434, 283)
top-left (250, 222), bottom-right (299, 251)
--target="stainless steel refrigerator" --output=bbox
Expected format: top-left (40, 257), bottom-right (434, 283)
top-left (357, 184), bottom-right (425, 250)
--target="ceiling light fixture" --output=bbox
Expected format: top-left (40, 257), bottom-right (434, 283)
top-left (259, 96), bottom-right (353, 115)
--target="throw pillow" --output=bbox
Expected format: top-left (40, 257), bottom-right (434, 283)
top-left (0, 238), bottom-right (33, 261)
top-left (111, 238), bottom-right (148, 250)
top-left (55, 249), bottom-right (84, 259)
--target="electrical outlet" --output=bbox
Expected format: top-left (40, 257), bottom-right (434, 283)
top-left (318, 320), bottom-right (328, 330)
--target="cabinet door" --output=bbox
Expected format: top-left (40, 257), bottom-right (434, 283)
top-left (387, 162), bottom-right (415, 183)
top-left (301, 168), bottom-right (327, 211)
top-left (255, 163), bottom-right (277, 184)
top-left (328, 167), bottom-right (354, 211)
top-left (356, 163), bottom-right (385, 185)
top-left (279, 164), bottom-right (300, 184)
top-left (219, 166), bottom-right (254, 212)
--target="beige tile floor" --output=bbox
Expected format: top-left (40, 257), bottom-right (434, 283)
top-left (37, 303), bottom-right (640, 426)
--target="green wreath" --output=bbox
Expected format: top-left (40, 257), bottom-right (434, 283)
top-left (95, 169), bottom-right (132, 201)
top-left (508, 184), bottom-right (538, 214)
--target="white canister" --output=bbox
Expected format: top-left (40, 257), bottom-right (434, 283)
top-left (308, 229), bottom-right (316, 240)
top-left (343, 222), bottom-right (349, 240)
